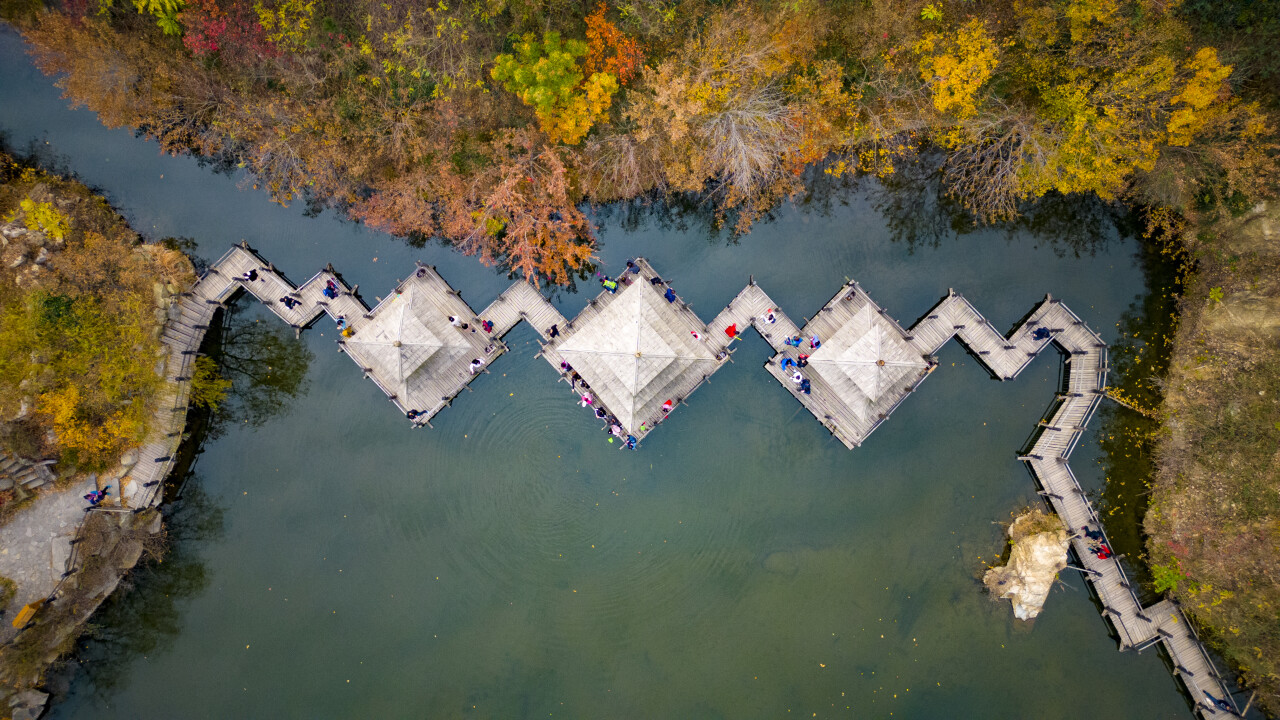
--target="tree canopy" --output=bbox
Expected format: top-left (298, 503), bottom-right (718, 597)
top-left (12, 0), bottom-right (1274, 282)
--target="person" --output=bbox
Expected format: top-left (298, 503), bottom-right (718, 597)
top-left (336, 316), bottom-right (348, 332)
top-left (83, 489), bottom-right (106, 506)
top-left (1095, 544), bottom-right (1113, 560)
top-left (341, 326), bottom-right (354, 338)
top-left (239, 269), bottom-right (258, 282)
top-left (449, 315), bottom-right (470, 330)
top-left (601, 277), bottom-right (618, 294)
top-left (323, 279), bottom-right (338, 299)
top-left (785, 335), bottom-right (802, 348)
top-left (664, 287), bottom-right (677, 303)
top-left (1203, 691), bottom-right (1233, 713)
top-left (484, 343), bottom-right (496, 354)
top-left (715, 350), bottom-right (728, 361)
top-left (725, 323), bottom-right (738, 339)
top-left (780, 357), bottom-right (796, 372)
top-left (279, 295), bottom-right (300, 309)
top-left (611, 424), bottom-right (625, 438)
top-left (797, 353), bottom-right (809, 368)
top-left (406, 409), bottom-right (420, 420)
top-left (626, 260), bottom-right (639, 274)
top-left (468, 358), bottom-right (485, 375)
top-left (791, 371), bottom-right (804, 385)
top-left (1082, 526), bottom-right (1105, 541)
top-left (579, 393), bottom-right (593, 407)
top-left (763, 308), bottom-right (777, 324)
top-left (548, 324), bottom-right (560, 338)
top-left (649, 276), bottom-right (665, 286)
top-left (1032, 327), bottom-right (1052, 341)
top-left (482, 319), bottom-right (494, 333)
top-left (595, 407), bottom-right (607, 419)
top-left (809, 335), bottom-right (821, 349)
top-left (623, 435), bottom-right (637, 450)
top-left (690, 330), bottom-right (702, 341)
top-left (662, 399), bottom-right (674, 414)
top-left (800, 378), bottom-right (812, 395)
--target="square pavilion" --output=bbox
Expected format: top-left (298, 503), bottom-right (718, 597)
top-left (767, 284), bottom-right (934, 448)
top-left (341, 265), bottom-right (500, 422)
top-left (539, 259), bottom-right (728, 440)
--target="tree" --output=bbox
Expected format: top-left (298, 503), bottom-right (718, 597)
top-left (437, 130), bottom-right (595, 284)
top-left (253, 0), bottom-right (315, 53)
top-left (1167, 48), bottom-right (1233, 147)
top-left (180, 0), bottom-right (276, 64)
top-left (914, 18), bottom-right (1000, 119)
top-left (131, 0), bottom-right (185, 35)
top-left (491, 31), bottom-right (619, 144)
top-left (584, 3), bottom-right (643, 84)
top-left (621, 6), bottom-right (821, 229)
top-left (7, 198), bottom-right (70, 241)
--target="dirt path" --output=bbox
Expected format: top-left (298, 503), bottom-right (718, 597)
top-left (0, 477), bottom-right (95, 644)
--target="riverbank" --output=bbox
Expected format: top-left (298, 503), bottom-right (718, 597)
top-left (1148, 204), bottom-right (1280, 716)
top-left (0, 154), bottom-right (199, 715)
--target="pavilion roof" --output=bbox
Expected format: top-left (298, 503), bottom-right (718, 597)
top-left (554, 269), bottom-right (718, 433)
top-left (344, 281), bottom-right (488, 410)
top-left (806, 304), bottom-right (928, 421)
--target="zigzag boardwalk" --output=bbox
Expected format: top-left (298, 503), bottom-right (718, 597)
top-left (908, 292), bottom-right (1240, 719)
top-left (119, 247), bottom-right (1239, 718)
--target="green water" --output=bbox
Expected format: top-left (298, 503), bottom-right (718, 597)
top-left (1, 25), bottom-right (1198, 718)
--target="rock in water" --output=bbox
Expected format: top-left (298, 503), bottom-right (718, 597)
top-left (983, 509), bottom-right (1068, 620)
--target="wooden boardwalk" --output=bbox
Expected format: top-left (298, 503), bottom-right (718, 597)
top-left (114, 248), bottom-right (1238, 717)
top-left (909, 291), bottom-right (1239, 718)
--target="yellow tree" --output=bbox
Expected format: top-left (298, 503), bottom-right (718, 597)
top-left (914, 18), bottom-right (1000, 119)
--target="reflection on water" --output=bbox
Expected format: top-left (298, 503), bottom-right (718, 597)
top-left (0, 24), bottom-right (1204, 718)
top-left (199, 301), bottom-right (314, 440)
top-left (1095, 238), bottom-right (1186, 599)
top-left (592, 157), bottom-right (1134, 263)
top-left (50, 481), bottom-right (223, 698)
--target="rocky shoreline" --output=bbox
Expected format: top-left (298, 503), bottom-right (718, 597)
top-left (0, 166), bottom-right (197, 719)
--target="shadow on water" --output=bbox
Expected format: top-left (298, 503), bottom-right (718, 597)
top-left (41, 296), bottom-right (313, 702)
top-left (46, 480), bottom-right (225, 700)
top-left (590, 155), bottom-right (1134, 259)
top-left (201, 298), bottom-right (314, 440)
top-left (1095, 237), bottom-right (1186, 602)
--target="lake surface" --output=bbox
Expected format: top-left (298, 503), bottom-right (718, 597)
top-left (1, 25), bottom-right (1196, 719)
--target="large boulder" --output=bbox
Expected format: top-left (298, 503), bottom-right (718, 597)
top-left (983, 509), bottom-right (1069, 620)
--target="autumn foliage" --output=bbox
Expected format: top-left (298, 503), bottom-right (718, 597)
top-left (6, 0), bottom-right (1280, 707)
top-left (0, 157), bottom-right (195, 470)
top-left (10, 0), bottom-right (1276, 282)
top-left (491, 31), bottom-right (620, 145)
top-left (584, 3), bottom-right (643, 84)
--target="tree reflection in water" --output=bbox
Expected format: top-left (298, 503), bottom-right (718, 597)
top-left (45, 297), bottom-right (312, 703)
top-left (589, 159), bottom-right (1135, 258)
top-left (202, 298), bottom-right (314, 440)
top-left (51, 480), bottom-right (223, 699)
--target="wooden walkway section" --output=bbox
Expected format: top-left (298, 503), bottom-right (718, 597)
top-left (711, 280), bottom-right (1240, 717)
top-left (909, 291), bottom-right (1239, 718)
top-left (112, 247), bottom-right (1238, 717)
